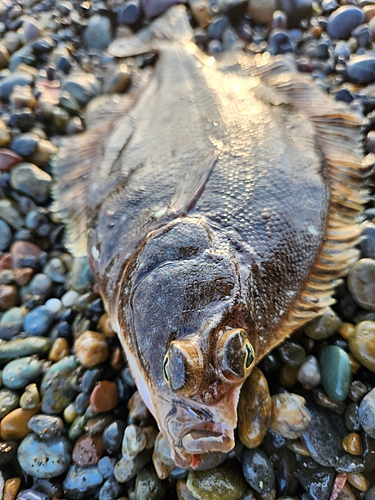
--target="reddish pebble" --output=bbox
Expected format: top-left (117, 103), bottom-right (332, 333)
top-left (13, 267), bottom-right (34, 286)
top-left (90, 381), bottom-right (119, 413)
top-left (330, 473), bottom-right (347, 500)
top-left (0, 285), bottom-right (18, 310)
top-left (72, 433), bottom-right (104, 466)
top-left (10, 241), bottom-right (42, 269)
top-left (0, 149), bottom-right (23, 171)
top-left (0, 253), bottom-right (12, 270)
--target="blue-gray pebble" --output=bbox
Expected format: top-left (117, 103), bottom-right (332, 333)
top-left (63, 465), bottom-right (104, 499)
top-left (23, 306), bottom-right (55, 336)
top-left (28, 414), bottom-right (64, 439)
top-left (320, 345), bottom-right (351, 402)
top-left (29, 273), bottom-right (53, 296)
top-left (242, 448), bottom-right (275, 493)
top-left (18, 434), bottom-right (71, 478)
top-left (347, 54), bottom-right (375, 84)
top-left (0, 220), bottom-right (12, 251)
top-left (17, 489), bottom-right (49, 500)
top-left (358, 388), bottom-right (375, 439)
top-left (84, 14), bottom-right (112, 50)
top-left (98, 456), bottom-right (116, 479)
top-left (327, 6), bottom-right (364, 39)
top-left (0, 72), bottom-right (33, 100)
top-left (0, 337), bottom-right (51, 360)
top-left (99, 478), bottom-right (122, 500)
top-left (41, 356), bottom-right (78, 414)
top-left (2, 356), bottom-right (43, 390)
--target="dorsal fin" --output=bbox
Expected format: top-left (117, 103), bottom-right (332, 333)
top-left (108, 5), bottom-right (193, 58)
top-left (242, 54), bottom-right (373, 353)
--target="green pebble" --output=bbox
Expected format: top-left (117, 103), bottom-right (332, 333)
top-left (41, 356), bottom-right (78, 414)
top-left (305, 308), bottom-right (341, 340)
top-left (68, 414), bottom-right (87, 440)
top-left (0, 388), bottom-right (19, 418)
top-left (0, 337), bottom-right (51, 361)
top-left (3, 356), bottom-right (43, 390)
top-left (0, 307), bottom-right (24, 324)
top-left (70, 257), bottom-right (94, 294)
top-left (187, 459), bottom-right (247, 500)
top-left (135, 465), bottom-right (166, 500)
top-left (320, 345), bottom-right (351, 402)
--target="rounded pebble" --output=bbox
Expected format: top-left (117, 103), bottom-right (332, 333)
top-left (23, 306), bottom-right (55, 336)
top-left (74, 331), bottom-right (109, 368)
top-left (0, 405), bottom-right (40, 440)
top-left (349, 321), bottom-right (375, 373)
top-left (72, 433), bottom-right (104, 466)
top-left (84, 14), bottom-right (112, 50)
top-left (342, 432), bottom-right (363, 456)
top-left (10, 163), bottom-right (51, 204)
top-left (359, 388), bottom-right (375, 439)
top-left (40, 356), bottom-right (78, 414)
top-left (327, 6), bottom-right (365, 40)
top-left (270, 393), bottom-right (310, 439)
top-left (2, 357), bottom-right (43, 390)
top-left (297, 355), bottom-right (321, 388)
top-left (304, 308), bottom-right (341, 339)
top-left (320, 345), bottom-right (351, 402)
top-left (27, 414), bottom-right (64, 439)
top-left (20, 383), bottom-right (40, 410)
top-left (242, 449), bottom-right (275, 494)
top-left (63, 465), bottom-right (103, 499)
top-left (347, 55), bottom-right (375, 84)
top-left (135, 465), bottom-right (166, 500)
top-left (18, 433), bottom-right (71, 478)
top-left (0, 220), bottom-right (12, 251)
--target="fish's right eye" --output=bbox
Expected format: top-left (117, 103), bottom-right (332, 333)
top-left (163, 341), bottom-right (203, 396)
top-left (163, 354), bottom-right (171, 385)
top-left (217, 328), bottom-right (254, 381)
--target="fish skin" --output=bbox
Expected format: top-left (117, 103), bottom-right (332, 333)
top-left (54, 6), bottom-right (369, 469)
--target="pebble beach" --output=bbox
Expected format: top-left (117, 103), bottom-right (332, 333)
top-left (1, 0), bottom-right (375, 499)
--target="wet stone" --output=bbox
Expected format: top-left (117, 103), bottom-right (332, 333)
top-left (320, 345), bottom-right (351, 402)
top-left (359, 388), bottom-right (375, 439)
top-left (342, 432), bottom-right (363, 455)
top-left (48, 338), bottom-right (69, 362)
top-left (300, 403), bottom-right (344, 468)
top-left (349, 379), bottom-right (370, 402)
top-left (297, 458), bottom-right (334, 500)
top-left (63, 465), bottom-right (103, 499)
top-left (347, 55), bottom-right (375, 84)
top-left (29, 274), bottom-right (52, 297)
top-left (40, 356), bottom-right (78, 414)
top-left (0, 389), bottom-right (19, 419)
top-left (270, 393), bottom-right (310, 439)
top-left (242, 449), bottom-right (275, 494)
top-left (238, 366), bottom-right (271, 448)
top-left (278, 341), bottom-right (305, 367)
top-left (122, 424), bottom-right (147, 459)
top-left (72, 433), bottom-right (104, 466)
top-left (327, 6), bottom-right (364, 39)
top-left (135, 465), bottom-right (166, 500)
top-left (3, 477), bottom-right (21, 499)
top-left (0, 337), bottom-right (50, 361)
top-left (18, 433), bottom-right (71, 479)
top-left (0, 220), bottom-right (12, 251)
top-left (20, 383), bottom-right (40, 410)
top-left (305, 308), bottom-right (341, 339)
top-left (0, 440), bottom-right (17, 466)
top-left (349, 321), bottom-right (375, 373)
top-left (99, 477), bottom-right (122, 500)
top-left (68, 415), bottom-right (86, 441)
top-left (2, 357), bottom-right (43, 390)
top-left (0, 406), bottom-right (40, 441)
top-left (90, 380), bottom-right (118, 413)
top-left (297, 355), bottom-right (321, 388)
top-left (344, 402), bottom-right (361, 432)
top-left (10, 163), bottom-right (51, 204)
top-left (102, 419), bottom-right (125, 454)
top-left (75, 331), bottom-right (109, 368)
top-left (23, 306), bottom-right (55, 336)
top-left (0, 201), bottom-right (23, 231)
top-left (347, 472), bottom-right (369, 492)
top-left (10, 241), bottom-right (42, 269)
top-left (17, 489), bottom-right (49, 500)
top-left (274, 448), bottom-right (298, 497)
top-left (117, 1), bottom-right (142, 25)
top-left (98, 456), bottom-right (116, 479)
top-left (27, 415), bottom-right (64, 439)
top-left (11, 133), bottom-right (38, 157)
top-left (114, 449), bottom-right (152, 483)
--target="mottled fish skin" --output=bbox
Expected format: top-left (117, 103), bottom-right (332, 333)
top-left (54, 6), bottom-right (369, 469)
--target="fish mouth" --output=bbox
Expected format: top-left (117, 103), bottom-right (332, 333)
top-left (180, 429), bottom-right (234, 454)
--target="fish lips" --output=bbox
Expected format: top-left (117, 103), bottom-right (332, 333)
top-left (180, 428), bottom-right (234, 454)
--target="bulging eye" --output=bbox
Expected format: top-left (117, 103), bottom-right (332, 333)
top-left (162, 340), bottom-right (203, 396)
top-left (217, 329), bottom-right (255, 381)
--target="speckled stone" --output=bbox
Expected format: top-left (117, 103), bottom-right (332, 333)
top-left (72, 433), bottom-right (104, 466)
top-left (135, 465), bottom-right (166, 500)
top-left (358, 388), bottom-right (375, 439)
top-left (3, 477), bottom-right (21, 500)
top-left (304, 308), bottom-right (341, 339)
top-left (320, 345), bottom-right (351, 402)
top-left (238, 366), bottom-right (271, 448)
top-left (122, 424), bottom-right (147, 459)
top-left (270, 393), bottom-right (310, 439)
top-left (10, 163), bottom-right (52, 204)
top-left (349, 321), bottom-right (375, 373)
top-left (63, 465), bottom-right (103, 500)
top-left (0, 405), bottom-right (40, 440)
top-left (297, 458), bottom-right (334, 500)
top-left (40, 356), bottom-right (78, 414)
top-left (75, 331), bottom-right (109, 368)
top-left (0, 337), bottom-right (51, 361)
top-left (242, 449), bottom-right (275, 494)
top-left (0, 389), bottom-right (19, 419)
top-left (18, 433), bottom-right (71, 478)
top-left (99, 478), bottom-right (122, 500)
top-left (27, 414), bottom-right (64, 439)
top-left (348, 259), bottom-right (375, 310)
top-left (2, 357), bottom-right (43, 390)
top-left (186, 459), bottom-right (247, 500)
top-left (20, 383), bottom-right (40, 410)
top-left (114, 449), bottom-right (152, 483)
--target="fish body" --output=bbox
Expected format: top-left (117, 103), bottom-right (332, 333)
top-left (54, 7), bottom-right (369, 468)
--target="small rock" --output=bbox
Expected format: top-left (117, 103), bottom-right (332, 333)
top-left (23, 306), bottom-right (55, 336)
top-left (74, 331), bottom-right (109, 368)
top-left (327, 6), bottom-right (365, 40)
top-left (320, 345), bottom-right (351, 402)
top-left (191, 0), bottom-right (212, 28)
top-left (98, 456), bottom-right (116, 479)
top-left (2, 357), bottom-right (43, 390)
top-left (11, 132), bottom-right (39, 156)
top-left (0, 121), bottom-right (11, 147)
top-left (141, 0), bottom-right (187, 19)
top-left (0, 72), bottom-right (33, 100)
top-left (72, 433), bottom-right (104, 466)
top-left (0, 201), bottom-right (23, 231)
top-left (238, 366), bottom-right (271, 448)
top-left (305, 308), bottom-right (341, 339)
top-left (48, 337), bottom-right (69, 362)
top-left (117, 1), bottom-right (142, 25)
top-left (242, 449), bottom-right (275, 494)
top-left (102, 420), bottom-right (126, 454)
top-left (347, 472), bottom-right (369, 492)
top-left (0, 337), bottom-right (50, 361)
top-left (278, 341), bottom-right (305, 367)
top-left (70, 257), bottom-right (95, 293)
top-left (358, 388), bottom-right (375, 439)
top-left (28, 273), bottom-right (52, 297)
top-left (297, 458), bottom-right (334, 500)
top-left (297, 355), bottom-right (321, 388)
top-left (114, 449), bottom-right (152, 483)
top-left (0, 285), bottom-right (18, 311)
top-left (270, 393), bottom-right (310, 439)
top-left (20, 17), bottom-right (42, 43)
top-left (0, 405), bottom-right (40, 440)
top-left (122, 424), bottom-right (147, 459)
top-left (10, 240), bottom-right (42, 269)
top-left (62, 73), bottom-right (100, 107)
top-left (27, 414), bottom-right (64, 439)
top-left (0, 220), bottom-right (12, 251)
top-left (0, 149), bottom-right (23, 171)
top-left (342, 432), bottom-right (363, 455)
top-left (63, 465), bottom-right (103, 500)
top-left (0, 388), bottom-right (19, 419)
top-left (2, 477), bottom-right (21, 500)
top-left (0, 441), bottom-right (18, 466)
top-left (349, 321), bottom-right (375, 373)
top-left (20, 383), bottom-right (40, 409)
top-left (313, 386), bottom-right (347, 414)
top-left (248, 0), bottom-right (276, 24)
top-left (84, 14), bottom-right (112, 50)
top-left (99, 478), bottom-right (122, 500)
top-left (347, 54), bottom-right (375, 84)
top-left (18, 433), bottom-right (71, 479)
top-left (135, 465), bottom-right (167, 500)
top-left (17, 489), bottom-right (49, 500)
top-left (10, 163), bottom-right (51, 204)
top-left (40, 356), bottom-right (78, 414)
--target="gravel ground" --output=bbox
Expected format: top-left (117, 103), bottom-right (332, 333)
top-left (1, 0), bottom-right (375, 499)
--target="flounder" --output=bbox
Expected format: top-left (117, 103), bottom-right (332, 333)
top-left (54, 6), bottom-right (371, 469)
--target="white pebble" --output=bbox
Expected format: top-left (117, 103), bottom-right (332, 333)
top-left (61, 290), bottom-right (80, 307)
top-left (44, 298), bottom-right (62, 314)
top-left (297, 355), bottom-right (321, 388)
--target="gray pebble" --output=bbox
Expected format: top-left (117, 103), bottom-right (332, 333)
top-left (62, 73), bottom-right (100, 106)
top-left (359, 388), bottom-right (375, 439)
top-left (242, 448), bottom-right (275, 494)
top-left (44, 258), bottom-right (66, 283)
top-left (63, 465), bottom-right (104, 499)
top-left (114, 449), bottom-right (152, 483)
top-left (10, 163), bottom-right (52, 204)
top-left (297, 355), bottom-right (321, 388)
top-left (0, 388), bottom-right (19, 418)
top-left (0, 220), bottom-right (12, 251)
top-left (348, 258), bottom-right (375, 310)
top-left (0, 72), bottom-right (33, 100)
top-left (28, 414), bottom-right (64, 438)
top-left (41, 356), bottom-right (78, 414)
top-left (0, 200), bottom-right (24, 230)
top-left (84, 14), bottom-right (113, 50)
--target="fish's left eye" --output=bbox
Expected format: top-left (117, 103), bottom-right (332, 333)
top-left (244, 340), bottom-right (254, 370)
top-left (163, 354), bottom-right (171, 385)
top-left (217, 329), bottom-right (254, 381)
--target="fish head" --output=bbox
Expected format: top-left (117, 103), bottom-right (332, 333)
top-left (117, 218), bottom-right (256, 468)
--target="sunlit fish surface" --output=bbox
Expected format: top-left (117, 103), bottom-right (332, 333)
top-left (53, 6), bottom-right (370, 469)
